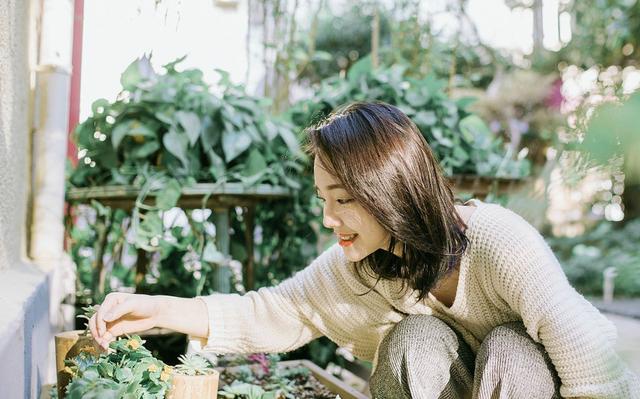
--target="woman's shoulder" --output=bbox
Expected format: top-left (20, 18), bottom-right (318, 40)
top-left (466, 200), bottom-right (541, 242)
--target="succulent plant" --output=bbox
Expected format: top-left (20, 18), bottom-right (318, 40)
top-left (64, 335), bottom-right (171, 399)
top-left (174, 353), bottom-right (215, 376)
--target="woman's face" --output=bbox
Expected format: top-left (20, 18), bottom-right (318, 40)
top-left (314, 158), bottom-right (394, 262)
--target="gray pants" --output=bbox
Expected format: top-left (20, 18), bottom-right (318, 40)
top-left (369, 315), bottom-right (562, 399)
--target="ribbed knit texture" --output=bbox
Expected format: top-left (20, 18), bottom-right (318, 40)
top-left (371, 316), bottom-right (561, 399)
top-left (198, 200), bottom-right (640, 398)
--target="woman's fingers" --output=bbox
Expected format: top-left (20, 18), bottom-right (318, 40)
top-left (106, 318), bottom-right (153, 339)
top-left (96, 293), bottom-right (125, 337)
top-left (103, 298), bottom-right (136, 323)
top-left (89, 313), bottom-right (99, 341)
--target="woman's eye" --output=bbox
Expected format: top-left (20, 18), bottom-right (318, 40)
top-left (337, 198), bottom-right (354, 205)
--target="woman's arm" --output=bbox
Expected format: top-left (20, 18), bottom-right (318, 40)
top-left (91, 244), bottom-right (401, 358)
top-left (195, 244), bottom-right (402, 358)
top-left (90, 294), bottom-right (208, 349)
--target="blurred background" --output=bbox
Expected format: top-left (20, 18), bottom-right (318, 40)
top-left (1, 0), bottom-right (639, 397)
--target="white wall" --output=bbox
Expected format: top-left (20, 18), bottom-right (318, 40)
top-left (79, 0), bottom-right (260, 121)
top-left (0, 0), bottom-right (55, 397)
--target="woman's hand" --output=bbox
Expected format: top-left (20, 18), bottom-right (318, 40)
top-left (89, 293), bottom-right (210, 350)
top-left (90, 293), bottom-right (160, 349)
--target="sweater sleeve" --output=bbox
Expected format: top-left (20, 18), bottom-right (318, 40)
top-left (483, 207), bottom-right (640, 398)
top-left (195, 244), bottom-right (403, 361)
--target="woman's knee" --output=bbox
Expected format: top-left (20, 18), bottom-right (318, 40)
top-left (371, 315), bottom-right (468, 399)
top-left (475, 322), bottom-right (561, 398)
top-left (382, 314), bottom-right (459, 354)
top-left (478, 322), bottom-right (542, 362)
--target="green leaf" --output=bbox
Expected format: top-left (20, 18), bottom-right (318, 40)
top-left (222, 130), bottom-right (252, 162)
top-left (112, 120), bottom-right (156, 149)
top-left (130, 141), bottom-right (160, 158)
top-left (414, 111), bottom-right (437, 127)
top-left (455, 96), bottom-right (478, 110)
top-left (263, 120), bottom-right (278, 141)
top-left (207, 149), bottom-right (226, 180)
top-left (176, 111), bottom-right (201, 146)
top-left (459, 115), bottom-right (492, 146)
top-left (201, 116), bottom-right (221, 149)
top-left (347, 54), bottom-right (372, 83)
top-left (453, 146), bottom-right (469, 162)
top-left (121, 56), bottom-right (156, 91)
top-left (115, 367), bottom-right (133, 383)
top-left (243, 148), bottom-right (268, 177)
top-left (162, 129), bottom-right (190, 168)
top-left (91, 99), bottom-right (110, 115)
top-left (277, 126), bottom-right (301, 155)
top-left (405, 90), bottom-right (428, 108)
top-left (155, 178), bottom-right (181, 210)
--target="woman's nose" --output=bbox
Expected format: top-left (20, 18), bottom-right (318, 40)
top-left (322, 204), bottom-right (342, 229)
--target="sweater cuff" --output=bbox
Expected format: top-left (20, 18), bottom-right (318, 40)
top-left (194, 294), bottom-right (248, 354)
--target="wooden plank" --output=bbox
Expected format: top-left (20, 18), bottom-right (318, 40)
top-left (67, 183), bottom-right (291, 211)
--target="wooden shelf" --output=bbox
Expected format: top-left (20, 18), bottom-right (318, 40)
top-left (67, 183), bottom-right (291, 211)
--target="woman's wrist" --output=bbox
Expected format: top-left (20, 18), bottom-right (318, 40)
top-left (154, 295), bottom-right (209, 338)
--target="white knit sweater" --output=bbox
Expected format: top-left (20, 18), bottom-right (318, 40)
top-left (197, 200), bottom-right (640, 398)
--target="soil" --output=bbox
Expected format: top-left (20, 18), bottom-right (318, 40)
top-left (219, 363), bottom-right (337, 399)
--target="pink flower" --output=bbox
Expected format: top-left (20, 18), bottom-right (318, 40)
top-left (247, 353), bottom-right (270, 374)
top-left (545, 78), bottom-right (564, 110)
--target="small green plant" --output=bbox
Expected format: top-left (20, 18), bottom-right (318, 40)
top-left (64, 335), bottom-right (172, 399)
top-left (75, 305), bottom-right (99, 336)
top-left (174, 353), bottom-right (215, 376)
top-left (218, 354), bottom-right (336, 399)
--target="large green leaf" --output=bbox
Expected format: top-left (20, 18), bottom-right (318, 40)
top-left (176, 111), bottom-right (201, 146)
top-left (222, 129), bottom-right (252, 162)
top-left (162, 129), bottom-right (190, 168)
top-left (243, 148), bottom-right (268, 177)
top-left (120, 56), bottom-right (155, 91)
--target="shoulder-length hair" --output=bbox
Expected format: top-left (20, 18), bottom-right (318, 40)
top-left (304, 101), bottom-right (469, 302)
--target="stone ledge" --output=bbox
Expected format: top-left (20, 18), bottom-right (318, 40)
top-left (589, 297), bottom-right (640, 320)
top-left (0, 263), bottom-right (52, 399)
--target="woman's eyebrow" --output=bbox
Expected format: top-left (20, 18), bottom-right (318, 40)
top-left (314, 183), bottom-right (345, 192)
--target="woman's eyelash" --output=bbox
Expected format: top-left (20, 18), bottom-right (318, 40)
top-left (337, 198), bottom-right (354, 205)
top-left (315, 195), bottom-right (353, 205)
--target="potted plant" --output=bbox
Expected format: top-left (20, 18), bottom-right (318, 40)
top-left (62, 335), bottom-right (172, 399)
top-left (166, 353), bottom-right (220, 399)
top-left (54, 305), bottom-right (103, 399)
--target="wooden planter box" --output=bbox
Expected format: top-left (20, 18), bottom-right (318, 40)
top-left (218, 359), bottom-right (369, 399)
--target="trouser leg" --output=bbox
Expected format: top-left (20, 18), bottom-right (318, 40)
top-left (473, 322), bottom-right (562, 399)
top-left (369, 315), bottom-right (475, 399)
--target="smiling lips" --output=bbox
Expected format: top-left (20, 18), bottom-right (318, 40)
top-left (337, 233), bottom-right (358, 247)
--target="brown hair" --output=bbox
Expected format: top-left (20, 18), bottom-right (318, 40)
top-left (305, 101), bottom-right (469, 301)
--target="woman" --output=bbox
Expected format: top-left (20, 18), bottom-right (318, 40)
top-left (90, 102), bottom-right (639, 398)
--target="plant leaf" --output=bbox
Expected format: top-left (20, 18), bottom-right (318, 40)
top-left (155, 178), bottom-right (181, 210)
top-left (222, 130), bottom-right (252, 162)
top-left (176, 111), bottom-right (201, 146)
top-left (162, 129), bottom-right (190, 168)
